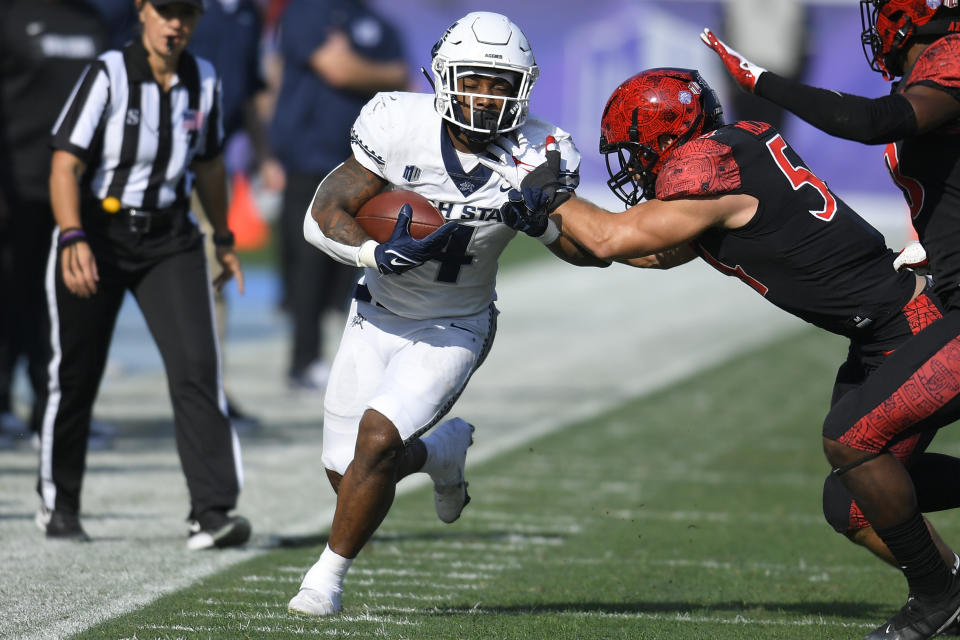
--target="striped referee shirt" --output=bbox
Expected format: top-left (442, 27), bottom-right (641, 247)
top-left (51, 38), bottom-right (223, 211)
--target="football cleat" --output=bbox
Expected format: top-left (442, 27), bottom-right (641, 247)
top-left (288, 587), bottom-right (341, 616)
top-left (36, 505), bottom-right (90, 542)
top-left (863, 575), bottom-right (960, 640)
top-left (424, 418), bottom-right (474, 523)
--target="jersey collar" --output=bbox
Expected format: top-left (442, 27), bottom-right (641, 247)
top-left (440, 122), bottom-right (493, 197)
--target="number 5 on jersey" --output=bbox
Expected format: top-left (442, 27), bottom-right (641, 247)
top-left (766, 134), bottom-right (838, 221)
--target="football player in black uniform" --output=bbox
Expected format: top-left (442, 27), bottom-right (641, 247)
top-left (701, 0), bottom-right (960, 293)
top-left (498, 67), bottom-right (960, 639)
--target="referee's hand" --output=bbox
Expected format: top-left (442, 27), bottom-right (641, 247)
top-left (214, 247), bottom-right (244, 295)
top-left (61, 240), bottom-right (99, 298)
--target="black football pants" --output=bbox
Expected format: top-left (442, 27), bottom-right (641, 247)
top-left (37, 239), bottom-right (241, 517)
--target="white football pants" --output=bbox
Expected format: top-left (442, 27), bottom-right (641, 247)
top-left (321, 296), bottom-right (496, 475)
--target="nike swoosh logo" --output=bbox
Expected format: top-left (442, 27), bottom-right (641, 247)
top-left (499, 184), bottom-right (512, 192)
top-left (389, 257), bottom-right (414, 267)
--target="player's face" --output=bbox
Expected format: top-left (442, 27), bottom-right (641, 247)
top-left (456, 75), bottom-right (514, 123)
top-left (139, 1), bottom-right (201, 59)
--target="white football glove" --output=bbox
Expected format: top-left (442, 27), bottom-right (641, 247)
top-left (893, 241), bottom-right (929, 275)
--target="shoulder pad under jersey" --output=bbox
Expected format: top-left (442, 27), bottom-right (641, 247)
top-left (655, 135), bottom-right (742, 200)
top-left (908, 34), bottom-right (960, 91)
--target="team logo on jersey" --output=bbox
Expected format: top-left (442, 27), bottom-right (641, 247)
top-left (403, 165), bottom-right (421, 182)
top-left (125, 108), bottom-right (140, 126)
top-left (458, 181), bottom-right (477, 194)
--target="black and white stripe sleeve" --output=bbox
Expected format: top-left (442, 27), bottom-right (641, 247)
top-left (195, 74), bottom-right (224, 161)
top-left (50, 60), bottom-right (110, 162)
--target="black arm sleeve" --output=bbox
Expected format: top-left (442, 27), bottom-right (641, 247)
top-left (755, 72), bottom-right (918, 144)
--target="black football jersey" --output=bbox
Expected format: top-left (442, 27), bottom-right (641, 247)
top-left (889, 34), bottom-right (960, 309)
top-left (656, 120), bottom-right (917, 339)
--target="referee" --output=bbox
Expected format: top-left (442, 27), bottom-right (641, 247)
top-left (39, 0), bottom-right (250, 550)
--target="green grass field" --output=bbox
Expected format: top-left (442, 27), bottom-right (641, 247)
top-left (75, 327), bottom-right (960, 640)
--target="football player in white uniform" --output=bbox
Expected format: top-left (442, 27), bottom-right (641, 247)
top-left (288, 11), bottom-right (606, 616)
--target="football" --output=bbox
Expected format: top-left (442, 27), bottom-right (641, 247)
top-left (355, 189), bottom-right (445, 243)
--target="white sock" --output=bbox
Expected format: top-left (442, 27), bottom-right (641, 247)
top-left (301, 544), bottom-right (353, 593)
top-left (420, 419), bottom-right (455, 479)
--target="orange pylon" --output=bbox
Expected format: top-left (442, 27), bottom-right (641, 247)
top-left (228, 172), bottom-right (270, 251)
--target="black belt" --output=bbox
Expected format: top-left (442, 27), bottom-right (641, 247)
top-left (353, 283), bottom-right (387, 309)
top-left (87, 199), bottom-right (185, 233)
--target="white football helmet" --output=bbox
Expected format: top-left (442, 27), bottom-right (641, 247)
top-left (430, 12), bottom-right (539, 143)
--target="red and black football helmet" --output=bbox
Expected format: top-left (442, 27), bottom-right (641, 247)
top-left (861, 0), bottom-right (960, 79)
top-left (599, 68), bottom-right (724, 205)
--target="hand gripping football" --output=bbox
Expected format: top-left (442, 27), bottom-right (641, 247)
top-left (355, 189), bottom-right (445, 242)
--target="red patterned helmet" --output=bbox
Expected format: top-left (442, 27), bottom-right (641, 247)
top-left (860, 0), bottom-right (960, 79)
top-left (599, 68), bottom-right (724, 205)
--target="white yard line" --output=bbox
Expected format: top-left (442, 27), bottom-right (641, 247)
top-left (0, 200), bottom-right (908, 639)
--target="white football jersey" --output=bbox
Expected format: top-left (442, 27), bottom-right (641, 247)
top-left (350, 91), bottom-right (580, 319)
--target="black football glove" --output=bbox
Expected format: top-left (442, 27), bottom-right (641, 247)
top-left (374, 204), bottom-right (458, 275)
top-left (499, 140), bottom-right (571, 238)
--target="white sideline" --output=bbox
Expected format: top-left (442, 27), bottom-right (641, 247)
top-left (0, 202), bottom-right (909, 639)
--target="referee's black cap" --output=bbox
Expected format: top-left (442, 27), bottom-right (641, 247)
top-left (148, 0), bottom-right (205, 11)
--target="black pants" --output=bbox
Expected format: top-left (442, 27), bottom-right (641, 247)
top-left (37, 219), bottom-right (241, 517)
top-left (279, 171), bottom-right (358, 376)
top-left (822, 298), bottom-right (960, 533)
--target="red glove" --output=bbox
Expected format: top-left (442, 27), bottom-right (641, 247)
top-left (700, 27), bottom-right (767, 93)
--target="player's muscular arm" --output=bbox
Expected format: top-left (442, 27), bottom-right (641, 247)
top-left (621, 244), bottom-right (698, 270)
top-left (544, 222), bottom-right (612, 268)
top-left (310, 156), bottom-right (386, 245)
top-left (554, 193), bottom-right (756, 262)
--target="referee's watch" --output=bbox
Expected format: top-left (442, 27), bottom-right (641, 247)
top-left (213, 230), bottom-right (236, 248)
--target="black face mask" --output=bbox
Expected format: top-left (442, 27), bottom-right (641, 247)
top-left (451, 100), bottom-right (499, 145)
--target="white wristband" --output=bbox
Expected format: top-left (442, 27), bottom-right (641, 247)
top-left (357, 239), bottom-right (379, 268)
top-left (537, 219), bottom-right (561, 245)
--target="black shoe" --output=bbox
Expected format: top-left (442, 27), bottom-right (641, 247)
top-left (186, 510), bottom-right (251, 550)
top-left (941, 617), bottom-right (960, 637)
top-left (36, 506), bottom-right (91, 542)
top-left (863, 576), bottom-right (960, 639)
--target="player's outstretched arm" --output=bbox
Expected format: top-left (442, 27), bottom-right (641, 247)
top-left (553, 193), bottom-right (754, 262)
top-left (544, 227), bottom-right (612, 268)
top-left (620, 244), bottom-right (698, 270)
top-left (700, 26), bottom-right (958, 143)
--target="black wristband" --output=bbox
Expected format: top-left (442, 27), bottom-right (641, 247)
top-left (212, 230), bottom-right (235, 248)
top-left (755, 72), bottom-right (918, 144)
top-left (58, 227), bottom-right (87, 248)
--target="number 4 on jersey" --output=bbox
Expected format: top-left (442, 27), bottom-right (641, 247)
top-left (766, 134), bottom-right (838, 221)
